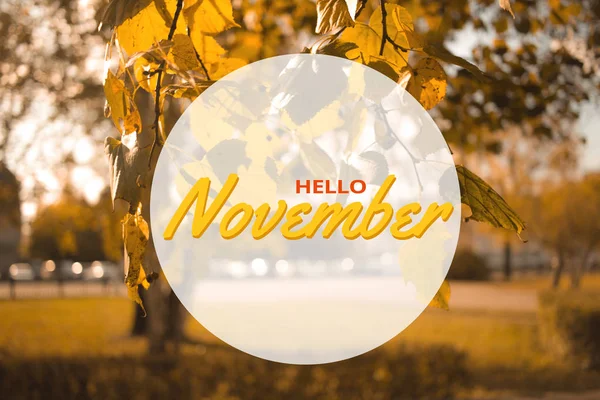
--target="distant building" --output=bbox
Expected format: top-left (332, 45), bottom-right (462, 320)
top-left (0, 163), bottom-right (21, 277)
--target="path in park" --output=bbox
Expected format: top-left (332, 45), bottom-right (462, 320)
top-left (447, 282), bottom-right (538, 311)
top-left (0, 280), bottom-right (540, 312)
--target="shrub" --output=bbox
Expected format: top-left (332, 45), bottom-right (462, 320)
top-left (446, 250), bottom-right (490, 281)
top-left (0, 344), bottom-right (470, 399)
top-left (538, 290), bottom-right (600, 370)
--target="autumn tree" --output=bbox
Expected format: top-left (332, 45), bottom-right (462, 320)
top-left (523, 173), bottom-right (600, 288)
top-left (96, 0), bottom-right (600, 352)
top-left (29, 187), bottom-right (105, 261)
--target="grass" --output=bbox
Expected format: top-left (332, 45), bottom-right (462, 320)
top-left (400, 308), bottom-right (542, 369)
top-left (2, 276), bottom-right (600, 397)
top-left (0, 297), bottom-right (543, 368)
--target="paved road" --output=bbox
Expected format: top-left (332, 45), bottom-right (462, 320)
top-left (444, 282), bottom-right (538, 312)
top-left (0, 281), bottom-right (126, 299)
top-left (0, 280), bottom-right (539, 312)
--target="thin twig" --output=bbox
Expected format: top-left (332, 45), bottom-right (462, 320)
top-left (355, 0), bottom-right (367, 19)
top-left (375, 104), bottom-right (424, 191)
top-left (187, 27), bottom-right (211, 80)
top-left (386, 36), bottom-right (409, 53)
top-left (379, 0), bottom-right (387, 56)
top-left (149, 0), bottom-right (184, 168)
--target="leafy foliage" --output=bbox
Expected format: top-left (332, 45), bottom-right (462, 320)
top-left (104, 136), bottom-right (150, 213)
top-left (405, 57), bottom-right (447, 110)
top-left (99, 0), bottom-right (586, 310)
top-left (456, 165), bottom-right (526, 237)
top-left (123, 209), bottom-right (151, 314)
top-left (315, 0), bottom-right (355, 34)
top-left (429, 279), bottom-right (451, 310)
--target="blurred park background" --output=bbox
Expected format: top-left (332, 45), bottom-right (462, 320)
top-left (1, 0), bottom-right (600, 398)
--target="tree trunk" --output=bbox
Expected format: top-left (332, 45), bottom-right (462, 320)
top-left (130, 286), bottom-right (148, 336)
top-left (552, 250), bottom-right (565, 288)
top-left (503, 238), bottom-right (512, 281)
top-left (129, 92), bottom-right (190, 354)
top-left (570, 264), bottom-right (582, 289)
top-left (571, 247), bottom-right (595, 289)
top-left (139, 139), bottom-right (188, 353)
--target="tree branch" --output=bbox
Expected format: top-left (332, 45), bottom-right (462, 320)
top-left (149, 0), bottom-right (184, 167)
top-left (355, 0), bottom-right (367, 19)
top-left (187, 27), bottom-right (211, 80)
top-left (379, 0), bottom-right (387, 56)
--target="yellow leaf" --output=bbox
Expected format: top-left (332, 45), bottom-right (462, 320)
top-left (423, 43), bottom-right (490, 82)
top-left (340, 23), bottom-right (407, 69)
top-left (229, 32), bottom-right (262, 61)
top-left (103, 70), bottom-right (141, 134)
top-left (367, 55), bottom-right (400, 82)
top-left (369, 4), bottom-right (421, 50)
top-left (190, 32), bottom-right (226, 66)
top-left (123, 209), bottom-right (151, 314)
top-left (210, 58), bottom-right (248, 80)
top-left (341, 23), bottom-right (380, 62)
top-left (167, 34), bottom-right (201, 71)
top-left (315, 0), bottom-right (355, 34)
top-left (184, 0), bottom-right (239, 35)
top-left (133, 57), bottom-right (159, 93)
top-left (124, 110), bottom-right (142, 136)
top-left (398, 223), bottom-right (452, 305)
top-left (299, 141), bottom-right (337, 181)
top-left (162, 82), bottom-right (211, 100)
top-left (98, 0), bottom-right (153, 29)
top-left (499, 0), bottom-right (515, 18)
top-left (104, 136), bottom-right (151, 210)
top-left (116, 0), bottom-right (186, 55)
top-left (406, 57), bottom-right (447, 110)
top-left (456, 165), bottom-right (526, 237)
top-left (429, 280), bottom-right (451, 310)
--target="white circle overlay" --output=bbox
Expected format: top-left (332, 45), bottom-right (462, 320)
top-left (151, 54), bottom-right (461, 365)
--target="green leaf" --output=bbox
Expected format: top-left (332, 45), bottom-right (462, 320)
top-left (315, 0), bottom-right (355, 34)
top-left (456, 165), bottom-right (526, 236)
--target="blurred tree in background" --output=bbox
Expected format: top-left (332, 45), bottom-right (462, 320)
top-left (0, 0), bottom-right (108, 212)
top-left (0, 162), bottom-right (21, 276)
top-left (525, 172), bottom-right (600, 288)
top-left (30, 187), bottom-right (105, 261)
